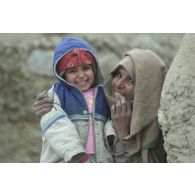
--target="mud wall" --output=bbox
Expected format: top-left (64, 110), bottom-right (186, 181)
top-left (158, 34), bottom-right (195, 162)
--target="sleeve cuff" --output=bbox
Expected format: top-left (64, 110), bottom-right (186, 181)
top-left (113, 142), bottom-right (126, 155)
top-left (113, 142), bottom-right (129, 163)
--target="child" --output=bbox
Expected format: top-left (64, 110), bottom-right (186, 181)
top-left (40, 37), bottom-right (115, 163)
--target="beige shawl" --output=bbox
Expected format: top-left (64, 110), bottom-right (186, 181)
top-left (104, 48), bottom-right (167, 162)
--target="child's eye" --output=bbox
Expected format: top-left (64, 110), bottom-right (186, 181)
top-left (83, 65), bottom-right (92, 71)
top-left (66, 69), bottom-right (77, 74)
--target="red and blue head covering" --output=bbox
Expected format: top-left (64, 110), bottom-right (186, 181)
top-left (53, 37), bottom-right (97, 79)
top-left (57, 48), bottom-right (96, 76)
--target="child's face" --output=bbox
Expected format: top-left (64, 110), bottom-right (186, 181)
top-left (64, 64), bottom-right (95, 92)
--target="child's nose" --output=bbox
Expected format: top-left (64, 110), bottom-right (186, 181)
top-left (77, 70), bottom-right (85, 77)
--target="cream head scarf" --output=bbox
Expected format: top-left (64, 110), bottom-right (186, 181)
top-left (104, 48), bottom-right (167, 149)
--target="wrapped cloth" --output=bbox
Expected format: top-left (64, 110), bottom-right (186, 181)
top-left (104, 48), bottom-right (167, 162)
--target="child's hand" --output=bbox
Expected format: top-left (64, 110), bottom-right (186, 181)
top-left (111, 96), bottom-right (131, 141)
top-left (34, 90), bottom-right (53, 118)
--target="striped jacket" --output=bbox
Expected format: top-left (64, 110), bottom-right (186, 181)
top-left (40, 84), bottom-right (115, 162)
top-left (40, 37), bottom-right (116, 163)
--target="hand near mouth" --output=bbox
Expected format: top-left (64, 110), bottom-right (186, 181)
top-left (113, 91), bottom-right (124, 99)
top-left (111, 96), bottom-right (131, 141)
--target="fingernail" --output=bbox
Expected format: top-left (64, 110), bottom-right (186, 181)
top-left (121, 96), bottom-right (125, 103)
top-left (116, 100), bottom-right (120, 106)
top-left (111, 105), bottom-right (115, 110)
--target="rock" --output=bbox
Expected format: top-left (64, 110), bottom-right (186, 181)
top-left (158, 34), bottom-right (195, 162)
top-left (27, 49), bottom-right (53, 76)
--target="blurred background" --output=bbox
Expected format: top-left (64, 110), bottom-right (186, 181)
top-left (0, 33), bottom-right (184, 162)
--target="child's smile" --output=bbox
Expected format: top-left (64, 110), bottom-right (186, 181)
top-left (65, 64), bottom-right (95, 92)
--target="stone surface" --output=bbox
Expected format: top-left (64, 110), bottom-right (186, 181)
top-left (158, 34), bottom-right (195, 162)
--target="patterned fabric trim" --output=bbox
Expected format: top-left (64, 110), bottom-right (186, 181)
top-left (69, 114), bottom-right (89, 122)
top-left (42, 112), bottom-right (67, 133)
top-left (86, 154), bottom-right (96, 163)
top-left (79, 154), bottom-right (96, 163)
top-left (69, 113), bottom-right (107, 123)
top-left (94, 113), bottom-right (107, 123)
